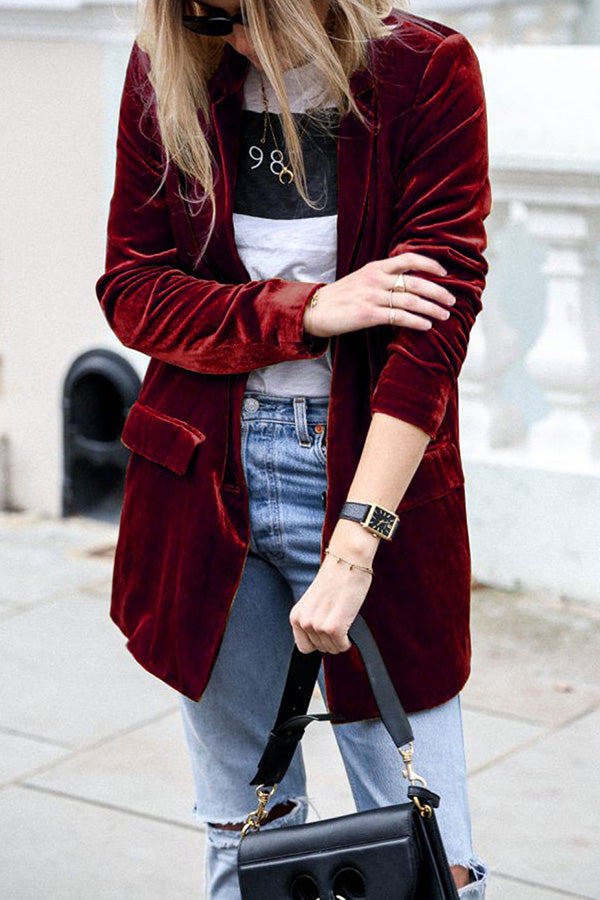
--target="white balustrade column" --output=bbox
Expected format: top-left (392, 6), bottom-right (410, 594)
top-left (511, 3), bottom-right (545, 43)
top-left (425, 1), bottom-right (586, 46)
top-left (544, 2), bottom-right (583, 43)
top-left (525, 206), bottom-right (600, 464)
top-left (462, 9), bottom-right (495, 43)
top-left (459, 199), bottom-right (525, 453)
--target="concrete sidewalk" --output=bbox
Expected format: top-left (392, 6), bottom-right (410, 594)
top-left (0, 511), bottom-right (598, 899)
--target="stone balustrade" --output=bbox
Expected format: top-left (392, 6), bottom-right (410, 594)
top-left (461, 171), bottom-right (600, 468)
top-left (417, 0), bottom-right (590, 44)
top-left (458, 44), bottom-right (600, 605)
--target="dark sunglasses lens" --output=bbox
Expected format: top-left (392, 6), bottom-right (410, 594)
top-left (183, 15), bottom-right (233, 36)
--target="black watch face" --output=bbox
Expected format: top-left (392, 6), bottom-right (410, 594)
top-left (367, 507), bottom-right (397, 537)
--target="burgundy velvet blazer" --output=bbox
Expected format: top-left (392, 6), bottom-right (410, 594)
top-left (96, 9), bottom-right (492, 720)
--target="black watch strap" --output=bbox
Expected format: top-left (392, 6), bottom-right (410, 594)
top-left (339, 501), bottom-right (400, 540)
top-left (339, 501), bottom-right (371, 524)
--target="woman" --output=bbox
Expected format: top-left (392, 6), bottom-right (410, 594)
top-left (96, 0), bottom-right (492, 896)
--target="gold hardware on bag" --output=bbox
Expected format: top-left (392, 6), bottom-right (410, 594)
top-left (413, 798), bottom-right (433, 818)
top-left (399, 742), bottom-right (433, 818)
top-left (240, 783), bottom-right (279, 838)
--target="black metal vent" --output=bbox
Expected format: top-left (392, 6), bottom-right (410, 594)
top-left (62, 349), bottom-right (141, 521)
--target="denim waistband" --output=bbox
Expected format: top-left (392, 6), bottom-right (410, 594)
top-left (241, 391), bottom-right (330, 448)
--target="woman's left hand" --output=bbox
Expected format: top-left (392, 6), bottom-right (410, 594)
top-left (289, 551), bottom-right (373, 654)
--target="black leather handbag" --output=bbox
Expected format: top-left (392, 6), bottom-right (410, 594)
top-left (237, 614), bottom-right (460, 900)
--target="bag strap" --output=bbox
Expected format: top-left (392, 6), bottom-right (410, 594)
top-left (249, 613), bottom-right (415, 786)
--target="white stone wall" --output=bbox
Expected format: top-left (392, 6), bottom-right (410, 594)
top-left (0, 3), bottom-right (146, 516)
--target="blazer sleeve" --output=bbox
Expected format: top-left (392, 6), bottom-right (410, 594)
top-left (369, 33), bottom-right (492, 440)
top-left (95, 41), bottom-right (329, 375)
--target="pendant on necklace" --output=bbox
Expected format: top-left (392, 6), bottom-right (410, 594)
top-left (278, 167), bottom-right (294, 185)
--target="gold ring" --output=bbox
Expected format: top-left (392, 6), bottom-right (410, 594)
top-left (393, 273), bottom-right (407, 292)
top-left (389, 306), bottom-right (396, 326)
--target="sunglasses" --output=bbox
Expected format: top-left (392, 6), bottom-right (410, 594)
top-left (183, 5), bottom-right (248, 36)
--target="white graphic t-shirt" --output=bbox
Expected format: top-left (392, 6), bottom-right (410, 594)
top-left (233, 58), bottom-right (339, 397)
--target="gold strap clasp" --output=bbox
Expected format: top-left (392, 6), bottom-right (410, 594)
top-left (240, 783), bottom-right (279, 838)
top-left (399, 742), bottom-right (433, 818)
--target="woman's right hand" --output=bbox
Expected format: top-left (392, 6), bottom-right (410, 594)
top-left (304, 252), bottom-right (456, 338)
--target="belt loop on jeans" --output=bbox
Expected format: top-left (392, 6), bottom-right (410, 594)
top-left (292, 397), bottom-right (312, 448)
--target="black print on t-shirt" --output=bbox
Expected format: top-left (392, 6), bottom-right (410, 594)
top-left (234, 110), bottom-right (338, 220)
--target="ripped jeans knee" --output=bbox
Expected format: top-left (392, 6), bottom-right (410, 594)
top-left (451, 854), bottom-right (491, 898)
top-left (206, 795), bottom-right (310, 851)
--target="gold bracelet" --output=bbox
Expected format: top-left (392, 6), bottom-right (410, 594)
top-left (325, 546), bottom-right (374, 576)
top-left (304, 288), bottom-right (320, 335)
top-left (309, 286), bottom-right (323, 308)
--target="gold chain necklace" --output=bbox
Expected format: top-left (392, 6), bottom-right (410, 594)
top-left (257, 73), bottom-right (313, 185)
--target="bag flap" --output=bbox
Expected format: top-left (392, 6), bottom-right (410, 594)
top-left (238, 804), bottom-right (420, 900)
top-left (238, 802), bottom-right (415, 864)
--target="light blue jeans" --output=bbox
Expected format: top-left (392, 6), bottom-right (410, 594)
top-left (179, 391), bottom-right (490, 899)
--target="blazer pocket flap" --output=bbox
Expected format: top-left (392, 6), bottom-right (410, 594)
top-left (399, 441), bottom-right (465, 512)
top-left (121, 402), bottom-right (206, 475)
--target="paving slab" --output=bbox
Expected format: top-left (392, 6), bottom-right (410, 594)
top-left (0, 537), bottom-right (110, 606)
top-left (461, 705), bottom-right (547, 773)
top-left (24, 710), bottom-right (197, 827)
top-left (82, 576), bottom-right (114, 598)
top-left (0, 591), bottom-right (175, 746)
top-left (0, 785), bottom-right (203, 900)
top-left (487, 873), bottom-right (593, 900)
top-left (1, 512), bottom-right (599, 898)
top-left (23, 686), bottom-right (355, 829)
top-left (0, 599), bottom-right (19, 619)
top-left (469, 704), bottom-right (600, 899)
top-left (0, 511), bottom-right (58, 531)
top-left (0, 515), bottom-right (116, 607)
top-left (0, 730), bottom-right (70, 785)
top-left (462, 588), bottom-right (600, 727)
top-left (0, 511), bottom-right (117, 541)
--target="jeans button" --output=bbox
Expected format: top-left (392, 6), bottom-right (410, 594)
top-left (243, 397), bottom-right (260, 413)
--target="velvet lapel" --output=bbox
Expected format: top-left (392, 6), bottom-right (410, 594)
top-left (204, 42), bottom-right (377, 282)
top-left (335, 69), bottom-right (376, 278)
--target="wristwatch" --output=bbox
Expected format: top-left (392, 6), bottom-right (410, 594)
top-left (339, 501), bottom-right (400, 540)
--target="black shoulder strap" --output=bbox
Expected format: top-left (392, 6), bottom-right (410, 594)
top-left (249, 613), bottom-right (415, 786)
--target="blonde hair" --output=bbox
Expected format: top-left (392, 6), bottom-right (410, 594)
top-left (135, 0), bottom-right (410, 263)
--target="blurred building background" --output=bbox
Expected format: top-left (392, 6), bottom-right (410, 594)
top-left (1, 0), bottom-right (599, 604)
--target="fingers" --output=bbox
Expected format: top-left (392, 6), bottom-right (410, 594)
top-left (382, 307), bottom-right (436, 330)
top-left (371, 254), bottom-right (456, 330)
top-left (290, 614), bottom-right (351, 655)
top-left (388, 291), bottom-right (454, 322)
top-left (305, 625), bottom-right (340, 655)
top-left (302, 622), bottom-right (348, 654)
top-left (398, 274), bottom-right (456, 307)
top-left (291, 623), bottom-right (319, 654)
top-left (381, 251), bottom-right (448, 277)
